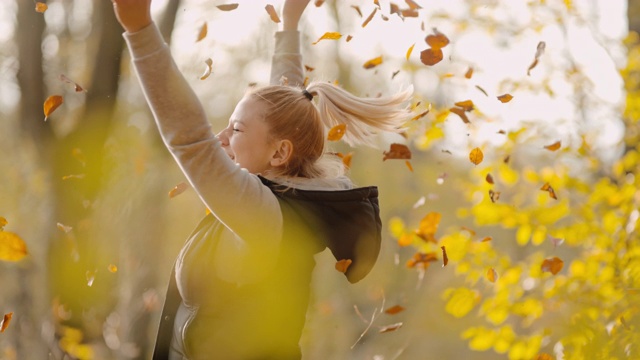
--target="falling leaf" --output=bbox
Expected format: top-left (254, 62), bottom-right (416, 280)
top-left (62, 174), bottom-right (85, 180)
top-left (449, 107), bottom-right (470, 124)
top-left (216, 3), bottom-right (239, 11)
top-left (415, 212), bottom-right (441, 243)
top-left (487, 268), bottom-right (498, 283)
top-left (0, 231), bottom-right (28, 262)
top-left (304, 65), bottom-right (315, 72)
top-left (475, 85), bottom-right (488, 96)
top-left (59, 74), bottom-right (86, 92)
top-left (337, 152), bottom-right (353, 168)
top-left (335, 259), bottom-right (352, 273)
top-left (196, 22), bottom-right (207, 42)
top-left (363, 56), bottom-right (383, 69)
top-left (411, 109), bottom-right (430, 121)
top-left (0, 217), bottom-right (7, 230)
top-left (391, 70), bottom-right (400, 79)
top-left (441, 246), bottom-right (448, 267)
top-left (374, 0), bottom-right (381, 9)
top-left (406, 43), bottom-right (415, 60)
top-left (497, 130), bottom-right (506, 134)
top-left (425, 30), bottom-right (449, 49)
top-left (384, 305), bottom-right (405, 315)
top-left (44, 95), bottom-right (63, 121)
top-left (548, 235), bottom-right (564, 248)
top-left (169, 182), bottom-right (188, 198)
top-left (544, 141), bottom-right (561, 151)
top-left (503, 155), bottom-right (511, 164)
top-left (413, 196), bottom-right (426, 209)
top-left (346, 35), bottom-right (353, 42)
top-left (540, 182), bottom-right (558, 199)
top-left (265, 4), bottom-right (281, 23)
top-left (406, 251), bottom-right (438, 268)
top-left (86, 270), bottom-right (96, 287)
top-left (315, 0), bottom-right (325, 6)
top-left (535, 354), bottom-right (554, 360)
top-left (405, 161), bottom-right (413, 172)
top-left (351, 5), bottom-right (363, 17)
top-left (481, 236), bottom-right (493, 242)
top-left (420, 47), bottom-right (443, 66)
top-left (541, 257), bottom-right (563, 275)
top-left (379, 322), bottom-right (403, 333)
top-left (1, 312), bottom-right (13, 333)
top-left (527, 41), bottom-right (546, 75)
top-left (469, 147), bottom-right (483, 165)
top-left (486, 173), bottom-right (494, 184)
top-left (405, 0), bottom-right (422, 9)
top-left (199, 58), bottom-right (213, 80)
top-left (362, 7), bottom-right (377, 27)
top-left (489, 189), bottom-right (501, 203)
top-left (390, 3), bottom-right (401, 16)
top-left (497, 93), bottom-right (513, 103)
top-left (35, 2), bottom-right (47, 13)
top-left (108, 264), bottom-right (118, 273)
top-left (401, 8), bottom-right (419, 17)
top-left (465, 67), bottom-right (474, 79)
top-left (312, 32), bottom-right (342, 45)
top-left (397, 233), bottom-right (413, 247)
top-left (383, 143), bottom-right (411, 161)
top-left (454, 100), bottom-right (474, 111)
top-left (56, 223), bottom-right (73, 233)
top-left (328, 124), bottom-right (347, 141)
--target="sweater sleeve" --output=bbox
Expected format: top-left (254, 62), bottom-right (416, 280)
top-left (269, 31), bottom-right (304, 87)
top-left (123, 23), bottom-right (283, 249)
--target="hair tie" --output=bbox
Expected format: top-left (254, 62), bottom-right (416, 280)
top-left (302, 89), bottom-right (313, 101)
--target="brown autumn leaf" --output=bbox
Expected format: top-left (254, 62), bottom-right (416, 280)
top-left (315, 0), bottom-right (325, 6)
top-left (540, 182), bottom-right (558, 199)
top-left (485, 173), bottom-right (494, 184)
top-left (469, 147), bottom-right (484, 165)
top-left (415, 212), bottom-right (441, 243)
top-left (465, 67), bottom-right (474, 79)
top-left (406, 43), bottom-right (415, 60)
top-left (489, 189), bottom-right (501, 203)
top-left (405, 0), bottom-right (422, 9)
top-left (379, 322), bottom-right (403, 333)
top-left (59, 74), bottom-right (87, 92)
top-left (304, 65), bottom-right (315, 72)
top-left (0, 231), bottom-right (28, 262)
top-left (411, 109), bottom-right (430, 121)
top-left (216, 3), bottom-right (239, 11)
top-left (541, 256), bottom-right (564, 275)
top-left (1, 312), bottom-right (13, 333)
top-left (196, 22), bottom-right (207, 42)
top-left (169, 182), bottom-right (189, 198)
top-left (392, 70), bottom-right (400, 79)
top-left (327, 124), bottom-right (347, 141)
top-left (544, 140), bottom-right (561, 151)
top-left (374, 0), bottom-right (381, 8)
top-left (390, 3), bottom-right (401, 16)
top-left (475, 85), bottom-right (489, 96)
top-left (449, 107), bottom-right (470, 124)
top-left (454, 100), bottom-right (474, 111)
top-left (487, 268), bottom-right (498, 283)
top-left (402, 8), bottom-right (419, 17)
top-left (527, 41), bottom-right (546, 75)
top-left (265, 4), bottom-right (281, 23)
top-left (497, 93), bottom-right (513, 103)
top-left (383, 143), bottom-right (411, 161)
top-left (420, 47), bottom-right (443, 66)
top-left (200, 58), bottom-right (213, 80)
top-left (405, 160), bottom-right (413, 172)
top-left (441, 245), bottom-right (448, 267)
top-left (362, 7), bottom-right (377, 27)
top-left (335, 259), bottom-right (352, 273)
top-left (44, 95), bottom-right (63, 121)
top-left (312, 32), bottom-right (342, 45)
top-left (35, 2), bottom-right (47, 13)
top-left (384, 305), bottom-right (405, 315)
top-left (346, 35), bottom-right (353, 42)
top-left (406, 251), bottom-right (438, 268)
top-left (363, 56), bottom-right (383, 69)
top-left (351, 5), bottom-right (363, 17)
top-left (425, 30), bottom-right (449, 49)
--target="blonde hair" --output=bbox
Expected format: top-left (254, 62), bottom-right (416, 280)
top-left (250, 82), bottom-right (412, 179)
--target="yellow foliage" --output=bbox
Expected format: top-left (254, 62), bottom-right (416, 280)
top-left (0, 231), bottom-right (28, 262)
top-left (388, 216), bottom-right (405, 238)
top-left (516, 224), bottom-right (531, 246)
top-left (444, 287), bottom-right (479, 318)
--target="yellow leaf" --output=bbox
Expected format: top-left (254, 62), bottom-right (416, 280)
top-left (327, 124), bottom-right (346, 141)
top-left (312, 32), bottom-right (342, 45)
top-left (363, 56), bottom-right (383, 69)
top-left (108, 264), bottom-right (118, 273)
top-left (265, 4), bottom-right (281, 23)
top-left (405, 160), bottom-right (413, 172)
top-left (406, 43), bottom-right (415, 60)
top-left (415, 212), bottom-right (441, 243)
top-left (196, 22), bottom-right (207, 42)
top-left (0, 217), bottom-right (7, 230)
top-left (0, 231), bottom-right (28, 262)
top-left (44, 95), bottom-right (63, 121)
top-left (487, 268), bottom-right (498, 283)
top-left (35, 2), bottom-right (47, 13)
top-left (444, 287), bottom-right (479, 318)
top-left (469, 147), bottom-right (484, 165)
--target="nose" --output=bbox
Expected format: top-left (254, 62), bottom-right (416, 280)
top-left (216, 128), bottom-right (229, 146)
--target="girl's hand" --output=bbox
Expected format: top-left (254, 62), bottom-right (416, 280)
top-left (282, 0), bottom-right (311, 31)
top-left (111, 0), bottom-right (153, 33)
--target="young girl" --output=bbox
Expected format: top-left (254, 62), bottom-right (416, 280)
top-left (111, 0), bottom-right (412, 358)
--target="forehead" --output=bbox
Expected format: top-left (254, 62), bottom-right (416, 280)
top-left (231, 95), bottom-right (269, 122)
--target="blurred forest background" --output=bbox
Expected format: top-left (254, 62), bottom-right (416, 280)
top-left (1, 0), bottom-right (640, 359)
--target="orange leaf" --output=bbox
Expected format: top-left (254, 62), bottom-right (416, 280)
top-left (216, 3), bottom-right (239, 11)
top-left (265, 4), bottom-right (281, 23)
top-left (405, 0), bottom-right (422, 10)
top-left (420, 47), bottom-right (443, 66)
top-left (415, 212), bottom-right (441, 243)
top-left (441, 245), bottom-right (448, 267)
top-left (454, 100), bottom-right (474, 111)
top-left (540, 182), bottom-right (558, 199)
top-left (390, 3), bottom-right (401, 16)
top-left (527, 41), bottom-right (546, 75)
top-left (43, 95), bottom-right (63, 121)
top-left (544, 141), bottom-right (561, 151)
top-left (379, 322), bottom-right (403, 333)
top-left (405, 160), bottom-right (413, 172)
top-left (335, 259), bottom-right (352, 273)
top-left (485, 173), bottom-right (494, 184)
top-left (449, 107), bottom-right (470, 124)
top-left (0, 217), bottom-right (7, 230)
top-left (481, 236), bottom-right (493, 242)
top-left (486, 268), bottom-right (498, 283)
top-left (497, 93), bottom-right (513, 103)
top-left (315, 0), bottom-right (325, 6)
top-left (59, 74), bottom-right (87, 92)
top-left (346, 35), bottom-right (353, 42)
top-left (406, 43), bottom-right (415, 60)
top-left (327, 124), bottom-right (347, 141)
top-left (0, 231), bottom-right (28, 262)
top-left (384, 305), bottom-right (405, 315)
top-left (351, 5), bottom-right (363, 17)
top-left (1, 312), bottom-right (13, 333)
top-left (363, 56), bottom-right (383, 69)
top-left (304, 65), bottom-right (315, 72)
top-left (108, 264), bottom-right (118, 273)
top-left (397, 233), bottom-right (413, 247)
top-left (406, 251), bottom-right (438, 268)
top-left (312, 32), bottom-right (342, 45)
top-left (35, 2), bottom-right (47, 13)
top-left (336, 152), bottom-right (353, 168)
top-left (469, 147), bottom-right (483, 165)
top-left (541, 257), bottom-right (564, 275)
top-left (200, 58), bottom-right (213, 80)
top-left (534, 354), bottom-right (554, 360)
top-left (362, 7), bottom-right (377, 27)
top-left (464, 67), bottom-right (473, 79)
top-left (401, 8), bottom-right (419, 17)
top-left (196, 22), bottom-right (207, 42)
top-left (169, 182), bottom-right (188, 198)
top-left (383, 143), bottom-right (411, 161)
top-left (425, 30), bottom-right (449, 49)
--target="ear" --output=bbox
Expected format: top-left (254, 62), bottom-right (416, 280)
top-left (270, 139), bottom-right (293, 167)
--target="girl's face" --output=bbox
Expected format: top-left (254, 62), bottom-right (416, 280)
top-left (216, 96), bottom-right (279, 174)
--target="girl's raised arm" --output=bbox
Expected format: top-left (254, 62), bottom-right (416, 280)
top-left (269, 0), bottom-right (310, 86)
